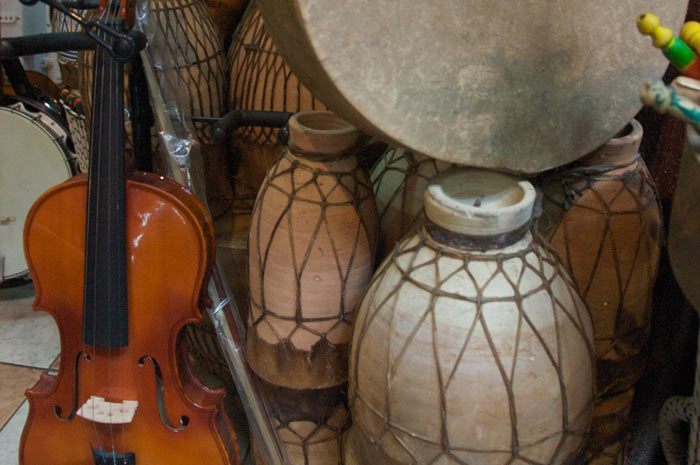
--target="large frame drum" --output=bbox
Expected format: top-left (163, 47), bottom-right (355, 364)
top-left (257, 0), bottom-right (687, 172)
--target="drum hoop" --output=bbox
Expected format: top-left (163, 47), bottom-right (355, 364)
top-left (2, 94), bottom-right (69, 131)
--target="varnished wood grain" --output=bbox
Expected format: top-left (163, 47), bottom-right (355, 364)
top-left (19, 172), bottom-right (239, 465)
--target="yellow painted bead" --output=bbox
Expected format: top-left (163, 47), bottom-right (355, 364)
top-left (652, 26), bottom-right (673, 48)
top-left (637, 13), bottom-right (660, 35)
top-left (681, 21), bottom-right (700, 51)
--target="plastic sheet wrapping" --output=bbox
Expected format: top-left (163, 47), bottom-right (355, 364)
top-left (134, 2), bottom-right (289, 464)
top-left (134, 0), bottom-right (206, 196)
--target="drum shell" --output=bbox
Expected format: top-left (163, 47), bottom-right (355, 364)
top-left (536, 120), bottom-right (662, 458)
top-left (247, 141), bottom-right (377, 389)
top-left (251, 381), bottom-right (350, 465)
top-left (78, 0), bottom-right (227, 180)
top-left (371, 147), bottom-right (454, 259)
top-left (228, 0), bottom-right (326, 198)
top-left (220, 2), bottom-right (328, 339)
top-left (347, 227), bottom-right (595, 465)
top-left (0, 104), bottom-right (75, 282)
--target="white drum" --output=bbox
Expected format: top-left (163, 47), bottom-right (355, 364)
top-left (0, 102), bottom-right (75, 282)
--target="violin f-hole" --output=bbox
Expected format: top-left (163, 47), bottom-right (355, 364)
top-left (53, 351), bottom-right (83, 421)
top-left (137, 355), bottom-right (189, 431)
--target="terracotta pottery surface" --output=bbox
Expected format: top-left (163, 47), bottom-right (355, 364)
top-left (252, 380), bottom-right (350, 465)
top-left (347, 168), bottom-right (595, 464)
top-left (536, 120), bottom-right (662, 457)
top-left (146, 0), bottom-right (227, 143)
top-left (256, 0), bottom-right (686, 173)
top-left (371, 147), bottom-right (454, 258)
top-left (78, 0), bottom-right (226, 144)
top-left (247, 111), bottom-right (378, 390)
top-left (227, 0), bottom-right (326, 198)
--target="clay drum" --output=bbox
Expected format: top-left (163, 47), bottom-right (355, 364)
top-left (346, 168), bottom-right (595, 465)
top-left (247, 110), bottom-right (377, 390)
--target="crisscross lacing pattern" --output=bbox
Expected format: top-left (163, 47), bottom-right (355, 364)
top-left (247, 151), bottom-right (377, 388)
top-left (349, 228), bottom-right (595, 465)
top-left (148, 0), bottom-right (227, 143)
top-left (537, 154), bottom-right (662, 400)
top-left (371, 147), bottom-right (454, 258)
top-left (227, 3), bottom-right (325, 146)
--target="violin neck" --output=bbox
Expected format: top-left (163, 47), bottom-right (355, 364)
top-left (83, 20), bottom-right (129, 348)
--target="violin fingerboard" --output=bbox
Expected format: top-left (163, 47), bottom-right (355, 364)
top-left (83, 23), bottom-right (128, 348)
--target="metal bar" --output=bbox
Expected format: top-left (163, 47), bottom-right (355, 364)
top-left (211, 109), bottom-right (293, 147)
top-left (59, 0), bottom-right (100, 8)
top-left (0, 33), bottom-right (94, 59)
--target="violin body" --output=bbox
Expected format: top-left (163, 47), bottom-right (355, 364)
top-left (20, 171), bottom-right (239, 465)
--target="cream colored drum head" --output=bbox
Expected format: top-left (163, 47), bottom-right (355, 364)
top-left (258, 0), bottom-right (687, 172)
top-left (0, 105), bottom-right (73, 280)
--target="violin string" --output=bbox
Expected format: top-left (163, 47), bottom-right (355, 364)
top-left (81, 4), bottom-right (105, 460)
top-left (107, 2), bottom-right (117, 461)
top-left (96, 8), bottom-right (106, 460)
top-left (97, 1), bottom-right (112, 461)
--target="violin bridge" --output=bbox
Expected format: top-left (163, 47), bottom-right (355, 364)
top-left (76, 396), bottom-right (138, 424)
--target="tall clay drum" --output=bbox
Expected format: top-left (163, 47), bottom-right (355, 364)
top-left (536, 120), bottom-right (662, 458)
top-left (371, 146), bottom-right (454, 258)
top-left (228, 0), bottom-right (326, 197)
top-left (346, 168), bottom-right (595, 465)
top-left (221, 1), bottom-right (328, 309)
top-left (145, 0), bottom-right (227, 145)
top-left (256, 0), bottom-right (686, 172)
top-left (247, 111), bottom-right (378, 390)
top-left (78, 0), bottom-right (226, 149)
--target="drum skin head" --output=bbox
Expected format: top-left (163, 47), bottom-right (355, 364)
top-left (0, 106), bottom-right (72, 279)
top-left (257, 0), bottom-right (688, 173)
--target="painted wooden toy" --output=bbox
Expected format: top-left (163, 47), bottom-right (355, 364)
top-left (641, 80), bottom-right (700, 132)
top-left (637, 13), bottom-right (700, 79)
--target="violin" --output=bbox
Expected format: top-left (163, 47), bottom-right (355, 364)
top-left (18, 1), bottom-right (239, 463)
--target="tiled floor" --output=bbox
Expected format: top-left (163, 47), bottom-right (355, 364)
top-left (0, 281), bottom-right (60, 465)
